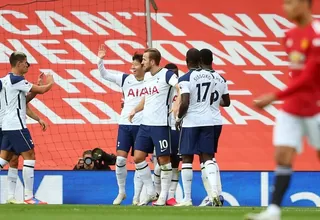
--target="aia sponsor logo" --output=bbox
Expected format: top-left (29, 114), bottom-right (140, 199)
top-left (127, 86), bottom-right (159, 97)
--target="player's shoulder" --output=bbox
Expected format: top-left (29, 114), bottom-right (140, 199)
top-left (178, 68), bottom-right (200, 83)
top-left (8, 73), bottom-right (25, 85)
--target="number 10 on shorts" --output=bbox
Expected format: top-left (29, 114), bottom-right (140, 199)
top-left (159, 140), bottom-right (169, 153)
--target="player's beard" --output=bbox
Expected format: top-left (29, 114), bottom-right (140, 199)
top-left (144, 65), bottom-right (151, 73)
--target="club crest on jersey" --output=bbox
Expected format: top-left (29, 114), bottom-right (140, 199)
top-left (300, 38), bottom-right (309, 50)
top-left (127, 86), bottom-right (159, 97)
top-left (288, 51), bottom-right (305, 63)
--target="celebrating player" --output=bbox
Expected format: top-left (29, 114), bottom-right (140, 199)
top-left (0, 51), bottom-right (54, 204)
top-left (175, 48), bottom-right (221, 207)
top-left (97, 45), bottom-right (145, 205)
top-left (198, 49), bottom-right (230, 206)
top-left (246, 0), bottom-right (320, 219)
top-left (3, 73), bottom-right (47, 204)
top-left (129, 48), bottom-right (180, 206)
top-left (153, 63), bottom-right (181, 206)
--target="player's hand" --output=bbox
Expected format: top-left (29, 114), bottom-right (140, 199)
top-left (98, 44), bottom-right (106, 59)
top-left (175, 120), bottom-right (182, 131)
top-left (38, 119), bottom-right (47, 131)
top-left (253, 93), bottom-right (276, 109)
top-left (129, 109), bottom-right (136, 123)
top-left (37, 72), bottom-right (44, 85)
top-left (45, 73), bottom-right (54, 84)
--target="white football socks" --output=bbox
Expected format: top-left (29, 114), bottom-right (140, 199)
top-left (168, 168), bottom-right (179, 200)
top-left (135, 161), bottom-right (155, 196)
top-left (200, 163), bottom-right (212, 198)
top-left (213, 158), bottom-right (222, 195)
top-left (7, 167), bottom-right (18, 200)
top-left (133, 171), bottom-right (143, 201)
top-left (23, 160), bottom-right (35, 200)
top-left (115, 156), bottom-right (127, 195)
top-left (181, 163), bottom-right (193, 201)
top-left (154, 162), bottom-right (161, 195)
top-left (159, 163), bottom-right (172, 200)
top-left (204, 160), bottom-right (218, 197)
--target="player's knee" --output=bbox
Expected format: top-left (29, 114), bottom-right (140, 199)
top-left (275, 146), bottom-right (296, 166)
top-left (133, 150), bottom-right (146, 164)
top-left (20, 149), bottom-right (35, 160)
top-left (116, 150), bottom-right (128, 158)
top-left (116, 156), bottom-right (127, 167)
top-left (157, 155), bottom-right (170, 165)
top-left (9, 155), bottom-right (19, 168)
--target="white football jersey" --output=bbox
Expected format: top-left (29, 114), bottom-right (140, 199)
top-left (98, 59), bottom-right (144, 125)
top-left (209, 70), bottom-right (229, 125)
top-left (142, 68), bottom-right (178, 126)
top-left (2, 73), bottom-right (33, 131)
top-left (179, 68), bottom-right (215, 127)
top-left (0, 77), bottom-right (6, 128)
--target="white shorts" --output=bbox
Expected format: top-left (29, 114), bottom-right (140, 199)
top-left (273, 111), bottom-right (320, 153)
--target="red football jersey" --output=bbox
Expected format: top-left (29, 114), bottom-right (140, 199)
top-left (276, 19), bottom-right (320, 116)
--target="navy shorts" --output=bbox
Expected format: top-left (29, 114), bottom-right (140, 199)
top-left (116, 125), bottom-right (140, 155)
top-left (179, 126), bottom-right (215, 155)
top-left (135, 125), bottom-right (171, 157)
top-left (213, 125), bottom-right (222, 153)
top-left (170, 129), bottom-right (180, 156)
top-left (1, 128), bottom-right (34, 154)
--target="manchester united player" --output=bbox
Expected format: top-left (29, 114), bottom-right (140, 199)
top-left (246, 0), bottom-right (320, 219)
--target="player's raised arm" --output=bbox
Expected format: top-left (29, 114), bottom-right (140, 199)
top-left (129, 96), bottom-right (145, 123)
top-left (97, 44), bottom-right (124, 86)
top-left (29, 73), bottom-right (54, 94)
top-left (26, 72), bottom-right (44, 103)
top-left (26, 104), bottom-right (47, 131)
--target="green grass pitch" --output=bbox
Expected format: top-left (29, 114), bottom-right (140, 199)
top-left (0, 205), bottom-right (319, 220)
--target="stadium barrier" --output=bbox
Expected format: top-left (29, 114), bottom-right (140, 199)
top-left (0, 171), bottom-right (319, 206)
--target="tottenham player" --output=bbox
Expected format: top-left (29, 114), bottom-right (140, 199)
top-left (1, 73), bottom-right (47, 204)
top-left (129, 48), bottom-right (180, 206)
top-left (175, 48), bottom-right (221, 207)
top-left (153, 63), bottom-right (181, 206)
top-left (97, 44), bottom-right (145, 205)
top-left (247, 0), bottom-right (320, 219)
top-left (199, 49), bottom-right (230, 207)
top-left (0, 51), bottom-right (54, 204)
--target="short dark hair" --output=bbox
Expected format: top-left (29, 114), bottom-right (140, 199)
top-left (132, 52), bottom-right (143, 63)
top-left (9, 51), bottom-right (27, 67)
top-left (144, 48), bottom-right (161, 65)
top-left (200, 49), bottom-right (213, 65)
top-left (164, 63), bottom-right (178, 70)
top-left (186, 48), bottom-right (201, 66)
top-left (308, 0), bottom-right (312, 5)
top-left (82, 150), bottom-right (92, 157)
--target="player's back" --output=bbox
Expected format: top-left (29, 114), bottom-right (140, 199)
top-left (2, 73), bottom-right (31, 130)
top-left (282, 19), bottom-right (320, 116)
top-left (179, 68), bottom-right (215, 127)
